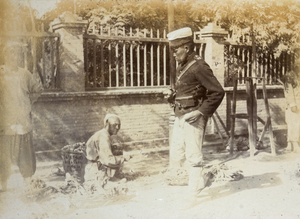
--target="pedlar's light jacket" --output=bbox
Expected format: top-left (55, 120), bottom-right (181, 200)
top-left (0, 66), bottom-right (43, 135)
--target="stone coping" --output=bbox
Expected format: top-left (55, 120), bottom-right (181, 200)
top-left (224, 84), bottom-right (284, 92)
top-left (38, 87), bottom-right (168, 102)
top-left (37, 85), bottom-right (284, 102)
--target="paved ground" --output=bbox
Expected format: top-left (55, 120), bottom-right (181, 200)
top-left (1, 143), bottom-right (300, 219)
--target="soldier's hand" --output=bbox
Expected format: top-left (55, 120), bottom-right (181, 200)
top-left (163, 88), bottom-right (173, 97)
top-left (291, 105), bottom-right (298, 113)
top-left (163, 88), bottom-right (176, 104)
top-left (183, 110), bottom-right (203, 124)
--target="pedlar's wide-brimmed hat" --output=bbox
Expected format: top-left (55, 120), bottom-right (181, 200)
top-left (167, 27), bottom-right (193, 47)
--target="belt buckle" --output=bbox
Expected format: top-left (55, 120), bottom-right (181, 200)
top-left (176, 102), bottom-right (183, 110)
top-left (179, 103), bottom-right (183, 110)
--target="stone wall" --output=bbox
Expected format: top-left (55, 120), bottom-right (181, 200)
top-left (32, 86), bottom-right (287, 157)
top-left (32, 88), bottom-right (171, 155)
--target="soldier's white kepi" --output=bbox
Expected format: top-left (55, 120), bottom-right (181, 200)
top-left (167, 27), bottom-right (193, 47)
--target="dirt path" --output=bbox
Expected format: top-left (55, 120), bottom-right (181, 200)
top-left (1, 146), bottom-right (300, 219)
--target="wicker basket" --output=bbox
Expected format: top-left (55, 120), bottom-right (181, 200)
top-left (61, 142), bottom-right (87, 182)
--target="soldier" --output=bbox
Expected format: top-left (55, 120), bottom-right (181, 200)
top-left (166, 27), bottom-right (225, 206)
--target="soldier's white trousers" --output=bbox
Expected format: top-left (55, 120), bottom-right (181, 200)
top-left (170, 114), bottom-right (208, 168)
top-left (169, 114), bottom-right (208, 198)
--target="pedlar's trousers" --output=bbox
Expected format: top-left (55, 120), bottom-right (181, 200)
top-left (84, 160), bottom-right (123, 189)
top-left (285, 108), bottom-right (300, 143)
top-left (0, 132), bottom-right (36, 189)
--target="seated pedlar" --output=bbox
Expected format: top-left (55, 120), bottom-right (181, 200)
top-left (84, 114), bottom-right (125, 191)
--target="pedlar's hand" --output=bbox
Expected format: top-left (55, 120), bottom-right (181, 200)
top-left (123, 154), bottom-right (132, 162)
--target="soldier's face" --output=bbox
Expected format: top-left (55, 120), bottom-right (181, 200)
top-left (107, 117), bottom-right (121, 135)
top-left (172, 45), bottom-right (188, 64)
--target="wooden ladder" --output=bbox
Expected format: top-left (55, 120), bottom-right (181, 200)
top-left (211, 111), bottom-right (230, 148)
top-left (229, 77), bottom-right (276, 156)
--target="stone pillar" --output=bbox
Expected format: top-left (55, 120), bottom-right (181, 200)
top-left (200, 23), bottom-right (228, 135)
top-left (50, 12), bottom-right (88, 92)
top-left (199, 23), bottom-right (228, 86)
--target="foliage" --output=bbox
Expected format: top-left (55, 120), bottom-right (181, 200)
top-left (43, 0), bottom-right (101, 29)
top-left (189, 0), bottom-right (300, 55)
top-left (0, 0), bottom-right (39, 32)
top-left (0, 1), bottom-right (39, 64)
top-left (6, 0), bottom-right (297, 89)
top-left (42, 0), bottom-right (300, 55)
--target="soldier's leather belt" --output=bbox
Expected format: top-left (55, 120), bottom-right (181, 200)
top-left (175, 96), bottom-right (198, 109)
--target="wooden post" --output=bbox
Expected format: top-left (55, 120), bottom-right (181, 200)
top-left (26, 0), bottom-right (40, 80)
top-left (251, 24), bottom-right (257, 78)
top-left (252, 82), bottom-right (258, 149)
top-left (262, 79), bottom-right (276, 155)
top-left (168, 0), bottom-right (175, 88)
top-left (246, 78), bottom-right (255, 157)
top-left (212, 114), bottom-right (226, 148)
top-left (168, 0), bottom-right (176, 168)
top-left (229, 79), bottom-right (238, 154)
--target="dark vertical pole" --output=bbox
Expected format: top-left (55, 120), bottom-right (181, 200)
top-left (168, 0), bottom-right (175, 89)
top-left (244, 48), bottom-right (248, 83)
top-left (251, 25), bottom-right (257, 78)
top-left (168, 0), bottom-right (176, 168)
top-left (101, 40), bottom-right (104, 87)
top-left (42, 38), bottom-right (45, 85)
top-left (93, 39), bottom-right (97, 88)
top-left (56, 36), bottom-right (60, 90)
top-left (267, 52), bottom-right (271, 84)
top-left (230, 79), bottom-right (238, 154)
top-left (262, 79), bottom-right (276, 155)
top-left (271, 54), bottom-right (275, 83)
top-left (50, 37), bottom-right (54, 89)
top-left (252, 82), bottom-right (257, 149)
top-left (262, 53), bottom-right (266, 78)
top-left (280, 54), bottom-right (283, 79)
top-left (250, 25), bottom-right (258, 152)
top-left (83, 35), bottom-right (87, 88)
top-left (246, 78), bottom-right (255, 157)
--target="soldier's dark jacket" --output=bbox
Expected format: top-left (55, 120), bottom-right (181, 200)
top-left (173, 52), bottom-right (225, 117)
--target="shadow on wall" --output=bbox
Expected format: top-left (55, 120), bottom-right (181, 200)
top-left (273, 129), bottom-right (287, 148)
top-left (269, 103), bottom-right (286, 125)
top-left (33, 92), bottom-right (171, 160)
